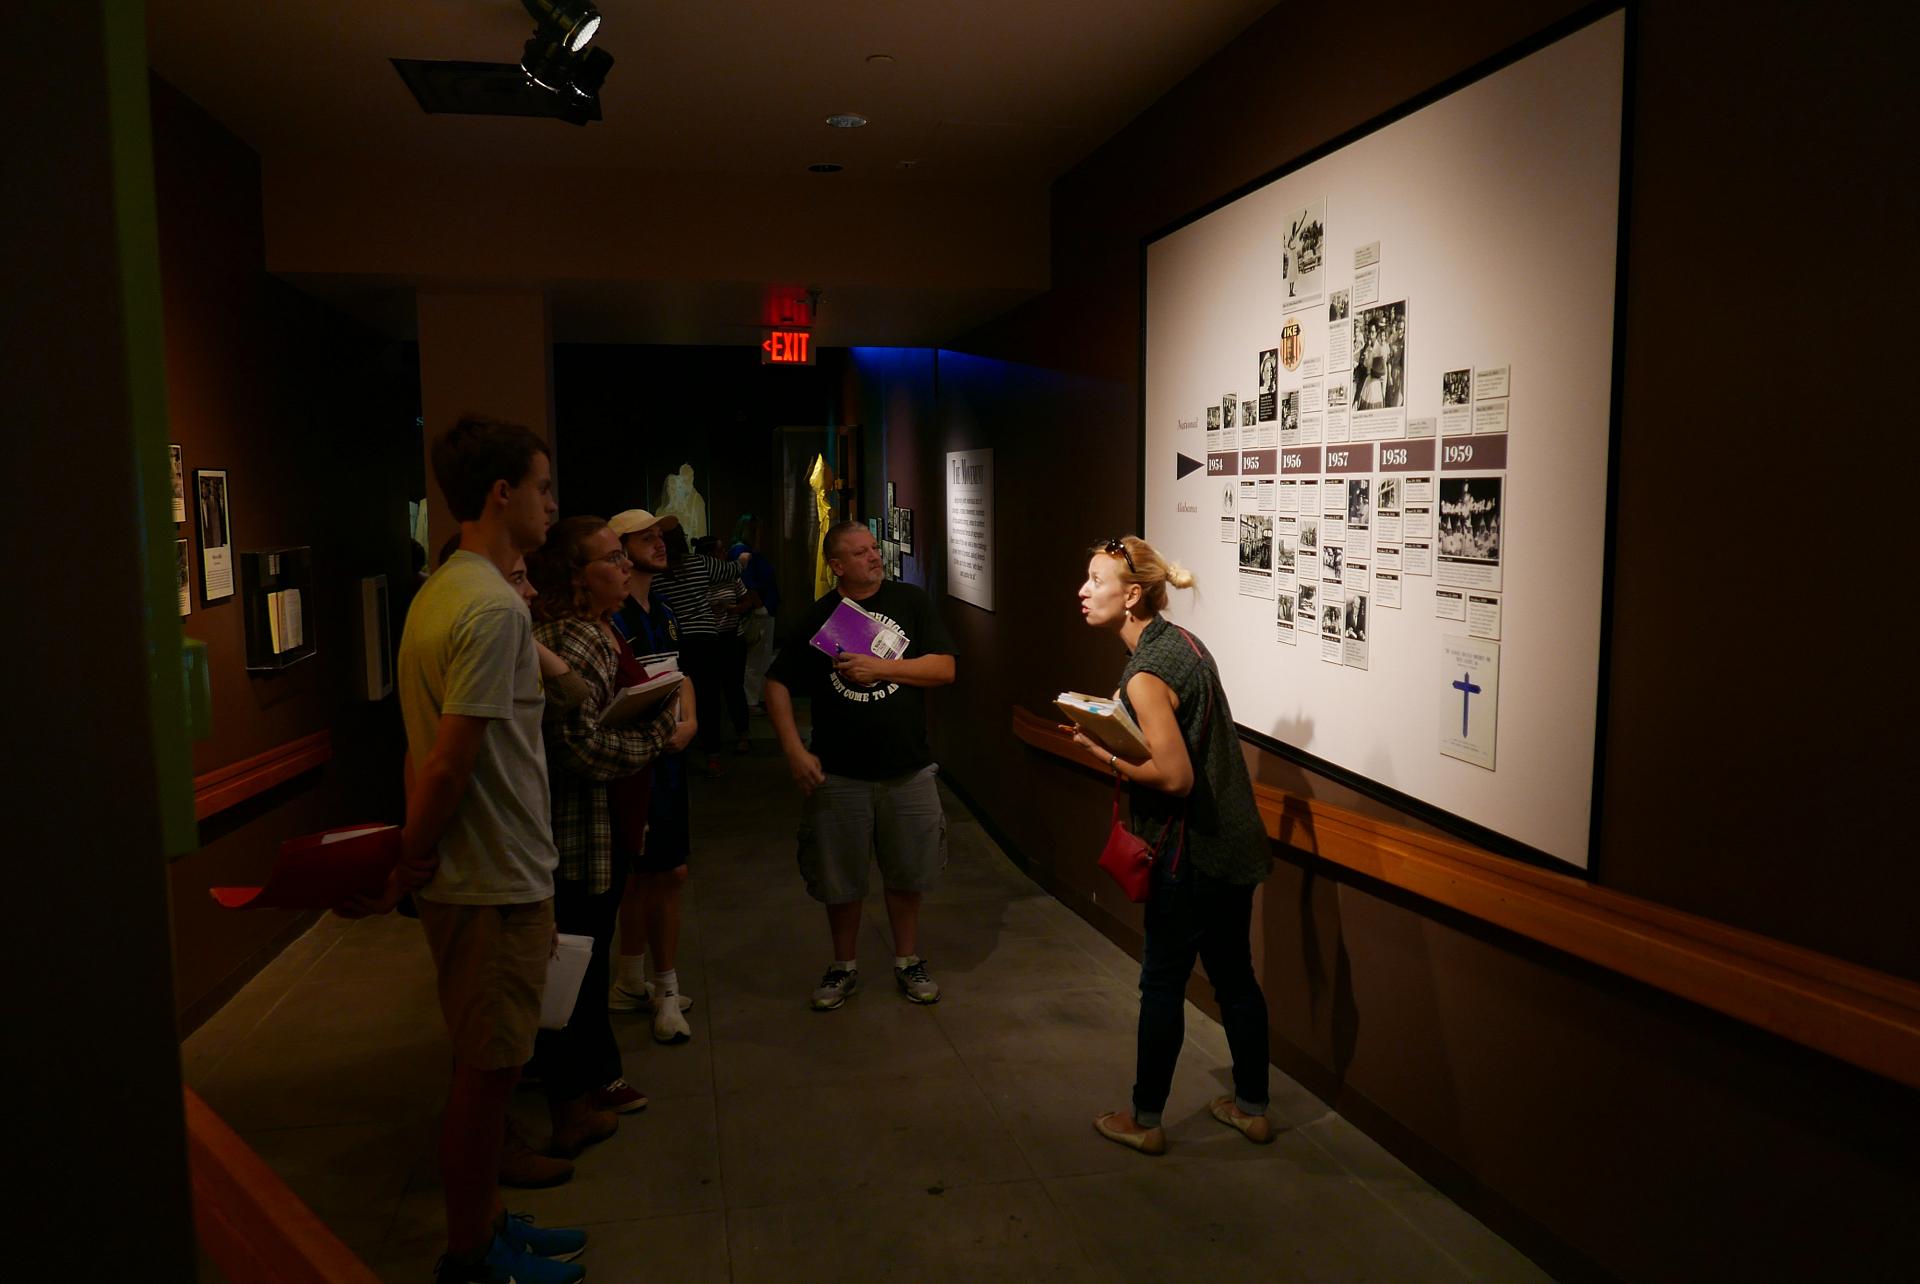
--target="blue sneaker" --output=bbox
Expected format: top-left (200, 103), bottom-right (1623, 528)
top-left (502, 1212), bottom-right (588, 1263)
top-left (437, 1230), bottom-right (585, 1284)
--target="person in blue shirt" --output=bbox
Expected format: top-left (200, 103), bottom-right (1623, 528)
top-left (729, 514), bottom-right (781, 709)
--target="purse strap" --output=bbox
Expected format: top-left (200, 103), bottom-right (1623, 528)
top-left (1113, 625), bottom-right (1215, 875)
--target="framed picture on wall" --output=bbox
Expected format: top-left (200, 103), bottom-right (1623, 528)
top-left (194, 468), bottom-right (235, 603)
top-left (898, 507), bottom-right (914, 556)
top-left (886, 481), bottom-right (896, 509)
top-left (176, 539), bottom-right (191, 617)
top-left (169, 445), bottom-right (186, 524)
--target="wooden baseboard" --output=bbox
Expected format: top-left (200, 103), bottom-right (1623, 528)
top-left (184, 1087), bottom-right (380, 1283)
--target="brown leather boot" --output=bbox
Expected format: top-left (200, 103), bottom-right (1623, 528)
top-left (500, 1117), bottom-right (574, 1188)
top-left (547, 1095), bottom-right (619, 1158)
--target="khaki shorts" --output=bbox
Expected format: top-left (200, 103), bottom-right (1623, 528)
top-left (416, 898), bottom-right (554, 1071)
top-left (797, 765), bottom-right (947, 904)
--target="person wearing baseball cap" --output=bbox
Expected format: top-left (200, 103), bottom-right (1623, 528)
top-left (603, 507), bottom-right (702, 1045)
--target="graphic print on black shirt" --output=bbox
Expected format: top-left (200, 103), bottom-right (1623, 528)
top-left (767, 580), bottom-right (956, 781)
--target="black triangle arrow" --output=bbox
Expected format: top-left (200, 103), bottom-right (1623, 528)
top-left (1176, 453), bottom-right (1204, 480)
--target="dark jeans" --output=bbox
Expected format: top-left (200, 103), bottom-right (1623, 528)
top-left (1133, 856), bottom-right (1270, 1120)
top-left (532, 853), bottom-right (626, 1102)
top-left (714, 631), bottom-right (749, 739)
top-left (680, 636), bottom-right (726, 756)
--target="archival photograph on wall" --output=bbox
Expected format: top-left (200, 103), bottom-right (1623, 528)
top-left (1281, 199), bottom-right (1326, 313)
top-left (1350, 300), bottom-right (1408, 439)
top-left (195, 468), bottom-right (234, 603)
top-left (1436, 475), bottom-right (1504, 591)
top-left (170, 445), bottom-right (186, 524)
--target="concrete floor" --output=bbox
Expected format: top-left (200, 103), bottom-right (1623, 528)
top-left (184, 714), bottom-right (1551, 1283)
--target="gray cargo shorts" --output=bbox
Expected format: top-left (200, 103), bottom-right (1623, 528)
top-left (797, 764), bottom-right (948, 904)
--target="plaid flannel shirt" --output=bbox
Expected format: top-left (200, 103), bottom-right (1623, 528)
top-left (534, 616), bottom-right (677, 895)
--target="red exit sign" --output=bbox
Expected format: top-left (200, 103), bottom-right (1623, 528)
top-left (761, 329), bottom-right (814, 365)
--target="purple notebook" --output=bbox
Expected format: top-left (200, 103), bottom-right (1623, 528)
top-left (809, 597), bottom-right (909, 661)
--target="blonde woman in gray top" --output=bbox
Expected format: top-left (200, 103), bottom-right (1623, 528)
top-left (1070, 536), bottom-right (1275, 1157)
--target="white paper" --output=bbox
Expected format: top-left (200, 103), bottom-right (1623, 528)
top-left (1352, 265), bottom-right (1381, 307)
top-left (1404, 540), bottom-right (1433, 577)
top-left (539, 933), bottom-right (596, 1030)
top-left (1474, 365), bottom-right (1511, 399)
top-left (1354, 241), bottom-right (1381, 269)
top-left (1434, 587), bottom-right (1467, 620)
top-left (1438, 635), bottom-right (1500, 770)
top-left (1467, 592), bottom-right (1502, 640)
top-left (1473, 400), bottom-right (1509, 435)
top-left (1375, 569), bottom-right (1402, 609)
top-left (201, 545), bottom-right (233, 601)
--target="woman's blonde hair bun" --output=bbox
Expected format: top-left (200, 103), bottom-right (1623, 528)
top-left (1094, 535), bottom-right (1195, 614)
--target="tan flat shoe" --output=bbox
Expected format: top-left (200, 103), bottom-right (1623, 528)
top-left (1208, 1095), bottom-right (1274, 1144)
top-left (1093, 1111), bottom-right (1167, 1156)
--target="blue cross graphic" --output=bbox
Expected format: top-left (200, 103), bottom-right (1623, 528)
top-left (1452, 671), bottom-right (1481, 737)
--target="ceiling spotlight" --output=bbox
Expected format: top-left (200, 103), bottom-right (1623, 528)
top-left (807, 163), bottom-right (844, 174)
top-left (825, 113), bottom-right (868, 129)
top-left (865, 54), bottom-right (895, 65)
top-left (522, 0), bottom-right (602, 53)
top-left (520, 28), bottom-right (614, 124)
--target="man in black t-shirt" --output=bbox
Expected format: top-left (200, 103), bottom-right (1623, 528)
top-left (766, 521), bottom-right (958, 1011)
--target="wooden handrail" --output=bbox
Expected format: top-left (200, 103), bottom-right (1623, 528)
top-left (1011, 706), bottom-right (1920, 1090)
top-left (184, 1086), bottom-right (381, 1283)
top-left (194, 730), bottom-right (332, 820)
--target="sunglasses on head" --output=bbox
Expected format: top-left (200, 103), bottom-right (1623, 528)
top-left (1101, 537), bottom-right (1135, 574)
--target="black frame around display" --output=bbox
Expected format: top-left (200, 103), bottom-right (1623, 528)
top-left (1134, 2), bottom-right (1633, 878)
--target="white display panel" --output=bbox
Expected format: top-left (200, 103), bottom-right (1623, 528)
top-left (1143, 12), bottom-right (1624, 869)
top-left (946, 448), bottom-right (994, 611)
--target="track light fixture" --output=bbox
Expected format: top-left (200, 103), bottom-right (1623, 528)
top-left (518, 0), bottom-right (614, 124)
top-left (522, 0), bottom-right (602, 53)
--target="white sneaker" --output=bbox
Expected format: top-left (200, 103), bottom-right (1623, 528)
top-left (652, 994), bottom-right (692, 1044)
top-left (610, 979), bottom-right (695, 1015)
top-left (810, 967), bottom-right (859, 1011)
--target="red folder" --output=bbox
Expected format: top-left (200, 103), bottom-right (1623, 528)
top-left (210, 823), bottom-right (401, 910)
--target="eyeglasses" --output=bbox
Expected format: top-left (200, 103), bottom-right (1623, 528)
top-left (1101, 537), bottom-right (1135, 574)
top-left (584, 549), bottom-right (631, 568)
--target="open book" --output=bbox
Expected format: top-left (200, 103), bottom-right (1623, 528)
top-left (1054, 692), bottom-right (1150, 760)
top-left (601, 669), bottom-right (684, 728)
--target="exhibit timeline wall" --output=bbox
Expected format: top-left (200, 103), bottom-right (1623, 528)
top-left (1143, 14), bottom-right (1625, 869)
top-left (851, 1), bottom-right (1916, 1279)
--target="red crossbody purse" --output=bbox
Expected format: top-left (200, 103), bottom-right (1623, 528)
top-left (1096, 628), bottom-right (1211, 904)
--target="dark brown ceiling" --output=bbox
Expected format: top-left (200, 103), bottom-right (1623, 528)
top-left (146, 1), bottom-right (1278, 342)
